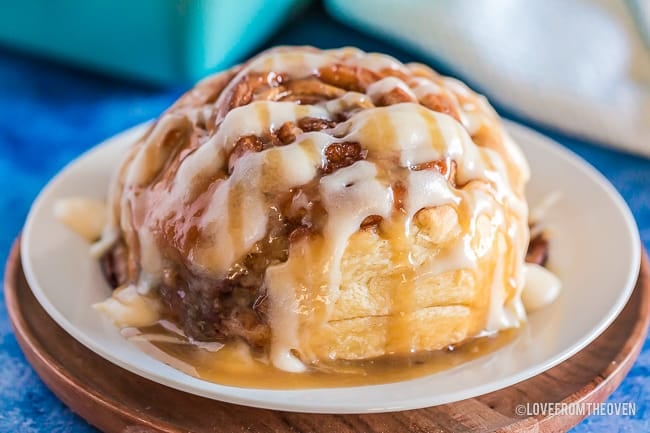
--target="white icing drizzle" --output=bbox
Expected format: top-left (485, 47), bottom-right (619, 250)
top-left (262, 104), bottom-right (529, 367)
top-left (124, 114), bottom-right (189, 187)
top-left (93, 285), bottom-right (161, 328)
top-left (409, 77), bottom-right (443, 98)
top-left (135, 227), bottom-right (163, 294)
top-left (319, 160), bottom-right (394, 307)
top-left (264, 264), bottom-right (307, 372)
top-left (522, 263), bottom-right (562, 312)
top-left (90, 227), bottom-right (119, 258)
top-left (54, 197), bottom-right (106, 242)
top-left (324, 91), bottom-right (371, 114)
top-left (195, 135), bottom-right (329, 274)
top-left (171, 102), bottom-right (331, 203)
top-left (406, 170), bottom-right (460, 216)
top-left (366, 77), bottom-right (417, 103)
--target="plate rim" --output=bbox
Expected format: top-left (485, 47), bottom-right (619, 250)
top-left (19, 120), bottom-right (642, 413)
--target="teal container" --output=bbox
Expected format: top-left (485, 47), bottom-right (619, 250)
top-left (0, 0), bottom-right (309, 84)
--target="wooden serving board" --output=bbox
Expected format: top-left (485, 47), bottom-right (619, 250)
top-left (5, 238), bottom-right (650, 433)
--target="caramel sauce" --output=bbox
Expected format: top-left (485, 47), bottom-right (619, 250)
top-left (136, 325), bottom-right (516, 389)
top-left (383, 215), bottom-right (417, 354)
top-left (255, 100), bottom-right (271, 128)
top-left (421, 109), bottom-right (446, 154)
top-left (227, 180), bottom-right (247, 257)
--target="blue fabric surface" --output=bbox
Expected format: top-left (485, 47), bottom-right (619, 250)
top-left (0, 4), bottom-right (648, 432)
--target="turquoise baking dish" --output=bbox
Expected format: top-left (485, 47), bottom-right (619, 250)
top-left (0, 0), bottom-right (310, 84)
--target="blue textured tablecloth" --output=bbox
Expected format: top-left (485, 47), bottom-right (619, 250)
top-left (1, 5), bottom-right (648, 432)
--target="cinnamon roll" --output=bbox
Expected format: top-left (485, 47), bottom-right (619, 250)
top-left (92, 46), bottom-right (541, 373)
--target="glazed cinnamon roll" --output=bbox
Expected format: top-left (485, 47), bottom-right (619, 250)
top-left (93, 46), bottom-right (536, 372)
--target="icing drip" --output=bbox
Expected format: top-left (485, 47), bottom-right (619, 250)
top-left (522, 263), bottom-right (562, 311)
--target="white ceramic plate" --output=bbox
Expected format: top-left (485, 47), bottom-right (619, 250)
top-left (21, 121), bottom-right (641, 413)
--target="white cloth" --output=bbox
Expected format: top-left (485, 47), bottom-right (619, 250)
top-left (326, 0), bottom-right (650, 157)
